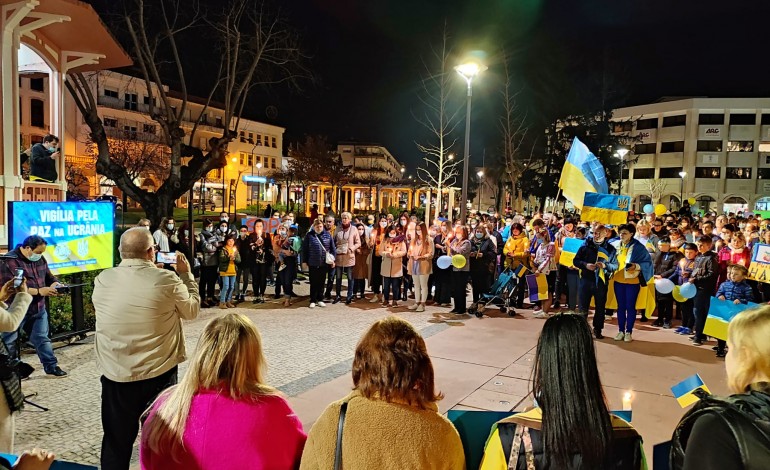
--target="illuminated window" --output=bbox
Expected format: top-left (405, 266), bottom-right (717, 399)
top-left (726, 167), bottom-right (752, 179)
top-left (694, 167), bottom-right (721, 178)
top-left (726, 141), bottom-right (754, 152)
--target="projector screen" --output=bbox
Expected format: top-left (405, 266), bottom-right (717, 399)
top-left (8, 201), bottom-right (115, 275)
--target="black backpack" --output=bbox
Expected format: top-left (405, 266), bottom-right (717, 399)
top-left (670, 388), bottom-right (770, 470)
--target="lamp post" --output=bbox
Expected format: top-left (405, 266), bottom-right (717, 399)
top-left (256, 161), bottom-right (263, 213)
top-left (615, 148), bottom-right (629, 195)
top-left (228, 156), bottom-right (237, 216)
top-left (679, 171), bottom-right (687, 209)
top-left (455, 61), bottom-right (486, 222)
top-left (476, 170), bottom-right (484, 211)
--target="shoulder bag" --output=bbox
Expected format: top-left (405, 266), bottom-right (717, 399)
top-left (334, 401), bottom-right (349, 470)
top-left (315, 234), bottom-right (336, 265)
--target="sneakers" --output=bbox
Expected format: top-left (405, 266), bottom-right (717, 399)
top-left (614, 332), bottom-right (625, 341)
top-left (46, 366), bottom-right (67, 377)
top-left (317, 301), bottom-right (327, 308)
top-left (692, 339), bottom-right (703, 346)
top-left (219, 303), bottom-right (228, 310)
top-left (652, 320), bottom-right (663, 327)
top-left (416, 304), bottom-right (425, 312)
top-left (674, 326), bottom-right (684, 333)
top-left (408, 304), bottom-right (419, 310)
top-left (551, 302), bottom-right (561, 309)
top-left (332, 296), bottom-right (341, 304)
top-left (309, 302), bottom-right (317, 309)
top-left (663, 322), bottom-right (671, 329)
top-left (624, 332), bottom-right (633, 343)
top-left (533, 306), bottom-right (542, 313)
top-left (278, 263), bottom-right (286, 272)
top-left (533, 311), bottom-right (548, 319)
top-left (716, 350), bottom-right (727, 358)
top-left (677, 327), bottom-right (691, 335)
top-left (369, 295), bottom-right (381, 303)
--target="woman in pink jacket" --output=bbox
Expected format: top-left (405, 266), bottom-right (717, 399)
top-left (140, 313), bottom-right (306, 469)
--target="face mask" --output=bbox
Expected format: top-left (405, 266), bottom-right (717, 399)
top-left (29, 253), bottom-right (43, 262)
top-left (380, 221), bottom-right (388, 228)
top-left (441, 226), bottom-right (447, 233)
top-left (739, 223), bottom-right (747, 229)
top-left (505, 220), bottom-right (512, 226)
top-left (389, 232), bottom-right (397, 238)
top-left (429, 230), bottom-right (436, 237)
top-left (47, 147), bottom-right (56, 154)
top-left (205, 226), bottom-right (213, 233)
top-left (166, 224), bottom-right (174, 230)
top-left (314, 227), bottom-right (323, 234)
top-left (240, 232), bottom-right (248, 238)
top-left (279, 230), bottom-right (287, 237)
top-left (220, 226), bottom-right (228, 233)
top-left (400, 220), bottom-right (407, 226)
top-left (475, 232), bottom-right (483, 239)
top-left (183, 230), bottom-right (189, 238)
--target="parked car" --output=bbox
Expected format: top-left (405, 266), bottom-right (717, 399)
top-left (94, 194), bottom-right (123, 210)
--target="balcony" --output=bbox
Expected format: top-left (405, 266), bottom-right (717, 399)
top-left (97, 95), bottom-right (151, 115)
top-left (22, 180), bottom-right (64, 202)
top-left (729, 125), bottom-right (758, 141)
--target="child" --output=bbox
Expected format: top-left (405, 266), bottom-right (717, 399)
top-left (688, 236), bottom-right (718, 346)
top-left (218, 236), bottom-right (241, 309)
top-left (713, 264), bottom-right (754, 357)
top-left (669, 242), bottom-right (697, 335)
top-left (277, 227), bottom-right (301, 272)
top-left (653, 237), bottom-right (682, 328)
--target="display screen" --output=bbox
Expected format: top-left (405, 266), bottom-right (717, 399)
top-left (8, 201), bottom-right (115, 275)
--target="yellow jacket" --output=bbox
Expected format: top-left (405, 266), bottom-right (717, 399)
top-left (300, 390), bottom-right (465, 470)
top-left (503, 233), bottom-right (530, 267)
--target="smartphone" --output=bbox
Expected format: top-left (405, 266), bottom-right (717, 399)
top-left (12, 269), bottom-right (23, 288)
top-left (156, 251), bottom-right (177, 264)
top-left (55, 285), bottom-right (71, 294)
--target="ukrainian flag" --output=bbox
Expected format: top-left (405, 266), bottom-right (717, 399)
top-left (526, 273), bottom-right (549, 302)
top-left (558, 137), bottom-right (609, 209)
top-left (596, 248), bottom-right (610, 284)
top-left (512, 263), bottom-right (528, 278)
top-left (671, 374), bottom-right (711, 408)
top-left (558, 238), bottom-right (584, 268)
top-left (581, 192), bottom-right (631, 226)
top-left (704, 297), bottom-right (759, 341)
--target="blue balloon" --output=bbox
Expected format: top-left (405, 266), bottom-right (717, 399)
top-left (643, 204), bottom-right (655, 215)
top-left (437, 255), bottom-right (452, 270)
top-left (655, 278), bottom-right (675, 294)
top-left (679, 283), bottom-right (696, 299)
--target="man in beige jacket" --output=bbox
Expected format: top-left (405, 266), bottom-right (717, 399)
top-left (332, 212), bottom-right (361, 305)
top-left (93, 227), bottom-right (199, 470)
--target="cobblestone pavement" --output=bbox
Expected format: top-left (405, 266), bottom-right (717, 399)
top-left (13, 280), bottom-right (453, 466)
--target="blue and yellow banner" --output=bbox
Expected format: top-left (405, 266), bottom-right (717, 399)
top-left (581, 192), bottom-right (631, 226)
top-left (558, 137), bottom-right (608, 210)
top-left (8, 201), bottom-right (115, 275)
top-left (671, 374), bottom-right (710, 408)
top-left (558, 237), bottom-right (584, 267)
top-left (704, 297), bottom-right (759, 341)
top-left (526, 273), bottom-right (549, 302)
top-left (748, 243), bottom-right (770, 284)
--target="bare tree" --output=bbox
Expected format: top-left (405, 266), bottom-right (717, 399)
top-left (644, 179), bottom-right (668, 205)
top-left (65, 165), bottom-right (90, 197)
top-left (414, 23), bottom-right (462, 221)
top-left (65, 0), bottom-right (308, 227)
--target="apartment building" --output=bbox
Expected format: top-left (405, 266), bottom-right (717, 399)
top-left (61, 70), bottom-right (285, 210)
top-left (337, 142), bottom-right (404, 181)
top-left (612, 97), bottom-right (770, 214)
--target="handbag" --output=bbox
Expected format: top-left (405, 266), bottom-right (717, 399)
top-left (507, 424), bottom-right (536, 470)
top-left (334, 401), bottom-right (349, 470)
top-left (315, 234), bottom-right (336, 265)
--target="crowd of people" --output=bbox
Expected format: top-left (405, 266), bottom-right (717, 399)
top-left (0, 202), bottom-right (769, 469)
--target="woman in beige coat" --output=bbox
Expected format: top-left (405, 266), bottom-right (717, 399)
top-left (300, 317), bottom-right (465, 470)
top-left (379, 227), bottom-right (407, 308)
top-left (407, 222), bottom-right (434, 312)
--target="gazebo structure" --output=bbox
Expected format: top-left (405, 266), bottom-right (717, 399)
top-left (0, 0), bottom-right (131, 247)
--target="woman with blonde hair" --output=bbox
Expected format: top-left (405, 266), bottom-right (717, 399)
top-left (671, 305), bottom-right (770, 469)
top-left (140, 314), bottom-right (306, 469)
top-left (407, 222), bottom-right (434, 312)
top-left (300, 317), bottom-right (464, 470)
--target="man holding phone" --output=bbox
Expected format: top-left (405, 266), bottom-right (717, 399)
top-left (0, 235), bottom-right (67, 377)
top-left (29, 134), bottom-right (59, 183)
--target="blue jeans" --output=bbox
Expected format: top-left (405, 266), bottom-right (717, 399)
top-left (615, 282), bottom-right (641, 333)
top-left (335, 266), bottom-right (354, 301)
top-left (2, 307), bottom-right (58, 373)
top-left (220, 275), bottom-right (236, 303)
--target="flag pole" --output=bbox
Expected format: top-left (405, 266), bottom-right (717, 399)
top-left (552, 188), bottom-right (562, 213)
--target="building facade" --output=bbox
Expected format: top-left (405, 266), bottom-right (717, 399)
top-left (337, 142), bottom-right (404, 181)
top-left (612, 97), bottom-right (770, 214)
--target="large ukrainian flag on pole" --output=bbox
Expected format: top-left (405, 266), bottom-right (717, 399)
top-left (558, 137), bottom-right (609, 210)
top-left (581, 192), bottom-right (632, 226)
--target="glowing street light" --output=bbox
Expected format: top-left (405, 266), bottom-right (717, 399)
top-left (614, 147), bottom-right (629, 194)
top-left (679, 171), bottom-right (687, 208)
top-left (455, 61), bottom-right (487, 221)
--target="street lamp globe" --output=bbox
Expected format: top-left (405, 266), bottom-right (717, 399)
top-left (400, 167), bottom-right (405, 174)
top-left (448, 153), bottom-right (455, 160)
top-left (256, 162), bottom-right (262, 170)
top-left (679, 171), bottom-right (687, 178)
top-left (616, 148), bottom-right (629, 158)
top-left (231, 156), bottom-right (238, 163)
top-left (455, 62), bottom-right (487, 82)
top-left (477, 170), bottom-right (484, 177)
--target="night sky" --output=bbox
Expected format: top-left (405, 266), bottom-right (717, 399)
top-left (94, 0), bottom-right (770, 172)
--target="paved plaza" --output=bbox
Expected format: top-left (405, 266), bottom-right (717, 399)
top-left (13, 281), bottom-right (730, 467)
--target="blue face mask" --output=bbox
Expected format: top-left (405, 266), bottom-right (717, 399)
top-left (475, 232), bottom-right (484, 239)
top-left (29, 253), bottom-right (43, 262)
top-left (47, 147), bottom-right (55, 154)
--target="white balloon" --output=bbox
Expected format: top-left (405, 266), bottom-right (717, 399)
top-left (655, 278), bottom-right (675, 294)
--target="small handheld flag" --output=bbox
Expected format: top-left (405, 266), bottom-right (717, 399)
top-left (511, 263), bottom-right (528, 278)
top-left (671, 374), bottom-right (710, 408)
top-left (581, 192), bottom-right (631, 226)
top-left (596, 248), bottom-right (610, 284)
top-left (559, 238), bottom-right (584, 267)
top-left (525, 273), bottom-right (549, 302)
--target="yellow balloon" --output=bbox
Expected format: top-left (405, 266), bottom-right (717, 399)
top-left (654, 204), bottom-right (667, 217)
top-left (451, 254), bottom-right (467, 269)
top-left (672, 285), bottom-right (687, 303)
top-left (688, 197), bottom-right (696, 205)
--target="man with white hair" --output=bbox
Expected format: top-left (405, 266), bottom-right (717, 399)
top-left (92, 227), bottom-right (200, 470)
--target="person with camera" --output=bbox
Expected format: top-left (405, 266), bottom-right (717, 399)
top-left (92, 227), bottom-right (200, 470)
top-left (28, 134), bottom-right (58, 183)
top-left (0, 236), bottom-right (66, 378)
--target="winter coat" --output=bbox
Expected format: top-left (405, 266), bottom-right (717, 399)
top-left (334, 225), bottom-right (362, 268)
top-left (301, 230), bottom-right (336, 268)
top-left (715, 280), bottom-right (754, 304)
top-left (503, 232), bottom-right (531, 268)
top-left (198, 230), bottom-right (220, 267)
top-left (448, 238), bottom-right (471, 272)
top-left (669, 258), bottom-right (697, 286)
top-left (653, 250), bottom-right (682, 278)
top-left (217, 246), bottom-right (241, 273)
top-left (573, 237), bottom-right (619, 284)
top-left (690, 251), bottom-right (718, 292)
top-left (469, 237), bottom-right (497, 274)
top-left (380, 240), bottom-right (407, 278)
top-left (236, 235), bottom-right (255, 266)
top-left (353, 240), bottom-right (371, 279)
top-left (249, 232), bottom-right (273, 265)
top-left (299, 390), bottom-right (465, 470)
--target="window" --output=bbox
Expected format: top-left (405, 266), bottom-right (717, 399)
top-left (272, 137), bottom-right (277, 148)
top-left (697, 140), bottom-right (722, 152)
top-left (726, 167), bottom-right (752, 179)
top-left (248, 133), bottom-right (254, 143)
top-left (659, 168), bottom-right (684, 178)
top-left (762, 114), bottom-right (770, 125)
top-left (271, 158), bottom-right (276, 169)
top-left (215, 116), bottom-right (223, 127)
top-left (759, 143), bottom-right (770, 152)
top-left (247, 154), bottom-right (253, 166)
top-left (143, 95), bottom-right (150, 105)
top-left (660, 141), bottom-right (685, 153)
top-left (239, 131), bottom-right (246, 143)
top-left (636, 118), bottom-right (658, 130)
top-left (30, 99), bottom-right (44, 128)
top-left (256, 135), bottom-right (262, 146)
top-left (123, 125), bottom-right (137, 139)
top-left (634, 143), bottom-right (656, 154)
top-left (757, 168), bottom-right (770, 179)
top-left (613, 122), bottom-right (632, 132)
top-left (694, 167), bottom-right (721, 178)
top-left (239, 153), bottom-right (246, 165)
top-left (633, 168), bottom-right (655, 179)
top-left (104, 117), bottom-right (117, 128)
top-left (729, 114), bottom-right (756, 125)
top-left (698, 114), bottom-right (724, 125)
top-left (726, 141), bottom-right (754, 152)
top-left (104, 89), bottom-right (119, 99)
top-left (30, 135), bottom-right (43, 144)
top-left (30, 78), bottom-right (44, 92)
top-left (143, 124), bottom-right (156, 134)
top-left (124, 93), bottom-right (138, 111)
top-left (662, 115), bottom-right (687, 127)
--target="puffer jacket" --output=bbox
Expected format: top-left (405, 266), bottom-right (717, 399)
top-left (198, 230), bottom-right (219, 267)
top-left (301, 230), bottom-right (336, 268)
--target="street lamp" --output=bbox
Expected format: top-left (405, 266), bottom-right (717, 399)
top-left (614, 148), bottom-right (629, 194)
top-left (679, 171), bottom-right (687, 209)
top-left (256, 162), bottom-right (263, 212)
top-left (476, 170), bottom-right (484, 211)
top-left (455, 61), bottom-right (487, 222)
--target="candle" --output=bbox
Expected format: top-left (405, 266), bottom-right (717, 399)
top-left (622, 391), bottom-right (633, 411)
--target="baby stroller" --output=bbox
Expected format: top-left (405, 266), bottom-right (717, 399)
top-left (469, 268), bottom-right (519, 318)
